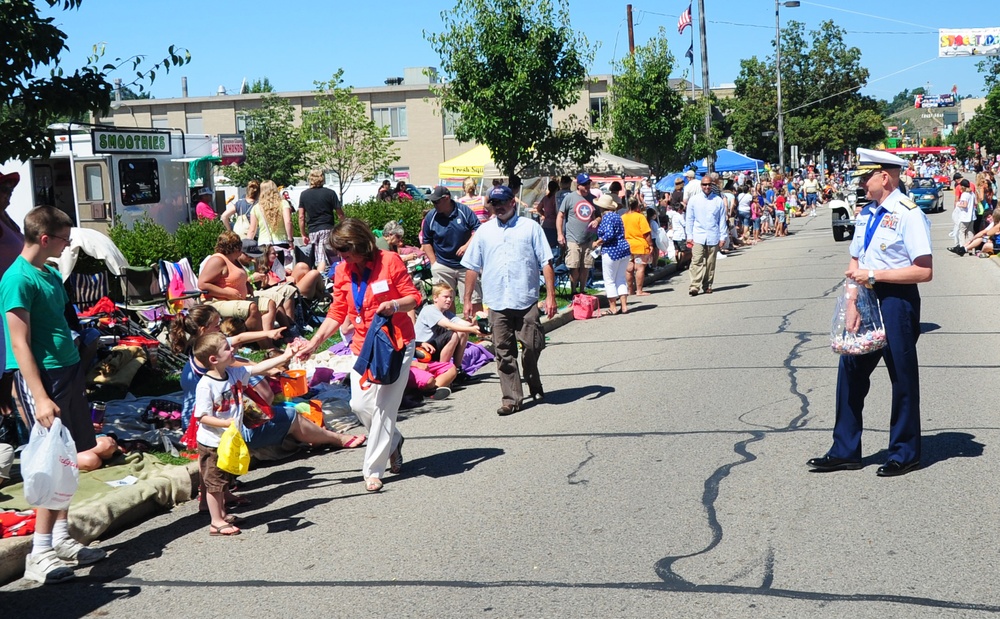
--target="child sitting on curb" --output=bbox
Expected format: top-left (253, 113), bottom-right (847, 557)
top-left (191, 332), bottom-right (301, 536)
top-left (413, 283), bottom-right (481, 376)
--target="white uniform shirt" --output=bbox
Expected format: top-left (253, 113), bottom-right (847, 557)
top-left (849, 188), bottom-right (932, 271)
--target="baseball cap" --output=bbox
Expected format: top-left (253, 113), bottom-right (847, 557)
top-left (428, 186), bottom-right (451, 202)
top-left (488, 185), bottom-right (515, 203)
top-left (242, 238), bottom-right (263, 257)
top-left (576, 173), bottom-right (591, 185)
top-left (197, 187), bottom-right (214, 196)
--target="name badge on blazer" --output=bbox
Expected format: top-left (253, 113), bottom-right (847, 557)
top-left (371, 280), bottom-right (390, 294)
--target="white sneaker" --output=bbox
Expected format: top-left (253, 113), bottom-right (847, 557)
top-left (23, 549), bottom-right (74, 584)
top-left (53, 539), bottom-right (107, 566)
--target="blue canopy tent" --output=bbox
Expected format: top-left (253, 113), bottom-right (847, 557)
top-left (655, 172), bottom-right (700, 193)
top-left (689, 149), bottom-right (765, 174)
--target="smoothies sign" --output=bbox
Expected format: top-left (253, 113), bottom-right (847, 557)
top-left (939, 28), bottom-right (1000, 57)
top-left (92, 129), bottom-right (172, 154)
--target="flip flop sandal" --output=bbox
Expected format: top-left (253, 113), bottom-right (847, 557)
top-left (209, 524), bottom-right (241, 536)
top-left (342, 435), bottom-right (367, 449)
top-left (601, 309), bottom-right (620, 317)
top-left (365, 478), bottom-right (383, 493)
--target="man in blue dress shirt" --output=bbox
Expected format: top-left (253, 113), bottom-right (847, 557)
top-left (808, 148), bottom-right (933, 477)
top-left (462, 185), bottom-right (557, 416)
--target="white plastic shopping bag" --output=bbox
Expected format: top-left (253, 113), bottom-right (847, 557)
top-left (22, 418), bottom-right (80, 509)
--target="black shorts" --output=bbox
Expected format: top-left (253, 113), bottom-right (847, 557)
top-left (424, 326), bottom-right (454, 362)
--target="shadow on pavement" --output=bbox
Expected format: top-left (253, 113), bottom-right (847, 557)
top-left (540, 385), bottom-right (615, 405)
top-left (396, 447), bottom-right (504, 480)
top-left (861, 431), bottom-right (985, 471)
top-left (920, 322), bottom-right (941, 333)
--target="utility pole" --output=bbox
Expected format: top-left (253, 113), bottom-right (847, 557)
top-left (696, 0), bottom-right (712, 173)
top-left (627, 4), bottom-right (635, 55)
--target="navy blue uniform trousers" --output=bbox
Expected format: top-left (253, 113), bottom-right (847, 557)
top-left (829, 283), bottom-right (921, 465)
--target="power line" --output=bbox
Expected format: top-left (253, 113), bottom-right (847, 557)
top-left (635, 8), bottom-right (930, 35)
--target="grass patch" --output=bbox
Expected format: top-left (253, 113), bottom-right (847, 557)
top-left (149, 451), bottom-right (196, 466)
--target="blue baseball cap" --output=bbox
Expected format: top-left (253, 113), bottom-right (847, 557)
top-left (488, 185), bottom-right (515, 202)
top-left (576, 173), bottom-right (591, 185)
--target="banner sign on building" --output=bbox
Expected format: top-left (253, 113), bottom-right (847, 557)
top-left (92, 129), bottom-right (171, 154)
top-left (914, 94), bottom-right (956, 108)
top-left (939, 28), bottom-right (1000, 57)
top-left (218, 134), bottom-right (246, 166)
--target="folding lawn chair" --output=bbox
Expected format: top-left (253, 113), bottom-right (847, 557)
top-left (158, 258), bottom-right (203, 313)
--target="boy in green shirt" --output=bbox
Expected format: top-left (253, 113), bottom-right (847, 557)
top-left (1, 206), bottom-right (106, 584)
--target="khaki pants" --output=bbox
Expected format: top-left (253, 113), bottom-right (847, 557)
top-left (689, 242), bottom-right (719, 293)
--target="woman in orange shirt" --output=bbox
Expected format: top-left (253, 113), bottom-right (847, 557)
top-left (621, 197), bottom-right (652, 296)
top-left (299, 219), bottom-right (422, 492)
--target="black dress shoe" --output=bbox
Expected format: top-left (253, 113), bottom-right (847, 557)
top-left (689, 289), bottom-right (699, 296)
top-left (806, 455), bottom-right (863, 472)
top-left (497, 403), bottom-right (520, 416)
top-left (530, 388), bottom-right (544, 402)
top-left (876, 460), bottom-right (920, 477)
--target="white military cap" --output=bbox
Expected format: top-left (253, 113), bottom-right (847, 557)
top-left (852, 148), bottom-right (907, 176)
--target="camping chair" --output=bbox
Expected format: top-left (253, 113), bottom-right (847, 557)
top-left (66, 271), bottom-right (112, 313)
top-left (158, 258), bottom-right (203, 313)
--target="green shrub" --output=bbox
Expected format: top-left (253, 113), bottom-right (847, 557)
top-left (344, 198), bottom-right (427, 246)
top-left (108, 216), bottom-right (179, 268)
top-left (175, 219), bottom-right (226, 268)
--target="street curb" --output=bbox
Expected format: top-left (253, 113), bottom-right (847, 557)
top-left (0, 460), bottom-right (199, 585)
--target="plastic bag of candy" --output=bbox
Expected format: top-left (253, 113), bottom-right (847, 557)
top-left (830, 281), bottom-right (886, 355)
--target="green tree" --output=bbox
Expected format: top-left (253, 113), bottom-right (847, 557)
top-left (224, 94), bottom-right (308, 187)
top-left (977, 57), bottom-right (1000, 93)
top-left (1, 0), bottom-right (189, 162)
top-left (963, 86), bottom-right (1000, 154)
top-left (426, 0), bottom-right (600, 184)
top-left (727, 20), bottom-right (884, 164)
top-left (301, 70), bottom-right (399, 199)
top-left (247, 77), bottom-right (275, 94)
top-left (605, 28), bottom-right (685, 175)
top-left (881, 87), bottom-right (925, 117)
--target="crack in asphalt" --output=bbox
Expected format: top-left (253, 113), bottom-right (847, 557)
top-left (563, 297), bottom-right (998, 612)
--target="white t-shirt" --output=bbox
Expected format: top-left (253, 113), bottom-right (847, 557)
top-left (682, 180), bottom-right (700, 205)
top-left (414, 304), bottom-right (458, 343)
top-left (956, 190), bottom-right (976, 223)
top-left (666, 209), bottom-right (686, 241)
top-left (736, 192), bottom-right (753, 214)
top-left (194, 366), bottom-right (250, 448)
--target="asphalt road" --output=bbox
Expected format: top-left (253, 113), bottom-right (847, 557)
top-left (6, 186), bottom-right (1000, 618)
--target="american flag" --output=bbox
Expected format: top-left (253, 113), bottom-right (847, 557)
top-left (678, 4), bottom-right (692, 35)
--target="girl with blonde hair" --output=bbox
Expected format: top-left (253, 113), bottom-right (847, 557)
top-left (248, 180), bottom-right (294, 246)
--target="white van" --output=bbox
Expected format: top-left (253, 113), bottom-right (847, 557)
top-left (4, 125), bottom-right (217, 234)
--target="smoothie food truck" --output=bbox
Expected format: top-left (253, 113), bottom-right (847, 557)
top-left (3, 125), bottom-right (219, 234)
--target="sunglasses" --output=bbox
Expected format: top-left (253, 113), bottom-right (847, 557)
top-left (701, 182), bottom-right (713, 187)
top-left (49, 234), bottom-right (72, 244)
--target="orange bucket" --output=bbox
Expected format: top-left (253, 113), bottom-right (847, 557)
top-left (301, 399), bottom-right (324, 426)
top-left (279, 370), bottom-right (308, 398)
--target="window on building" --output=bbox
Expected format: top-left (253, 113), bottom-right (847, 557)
top-left (151, 115), bottom-right (169, 129)
top-left (372, 106), bottom-right (408, 138)
top-left (590, 96), bottom-right (607, 126)
top-left (119, 159), bottom-right (160, 206)
top-left (83, 165), bottom-right (105, 202)
top-left (186, 114), bottom-right (203, 134)
top-left (442, 109), bottom-right (461, 137)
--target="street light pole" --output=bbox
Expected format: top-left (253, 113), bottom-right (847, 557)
top-left (776, 0), bottom-right (799, 174)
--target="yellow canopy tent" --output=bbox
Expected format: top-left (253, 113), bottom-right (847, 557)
top-left (437, 144), bottom-right (504, 179)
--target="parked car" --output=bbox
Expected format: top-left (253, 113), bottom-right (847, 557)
top-left (908, 177), bottom-right (945, 213)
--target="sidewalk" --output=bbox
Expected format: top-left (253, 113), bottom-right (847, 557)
top-left (0, 262), bottom-right (680, 585)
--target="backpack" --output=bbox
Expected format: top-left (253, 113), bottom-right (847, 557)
top-left (232, 198), bottom-right (252, 238)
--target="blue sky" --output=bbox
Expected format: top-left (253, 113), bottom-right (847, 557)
top-left (42, 0), bottom-right (991, 102)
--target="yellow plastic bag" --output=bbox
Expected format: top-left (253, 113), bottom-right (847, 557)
top-left (216, 423), bottom-right (250, 476)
